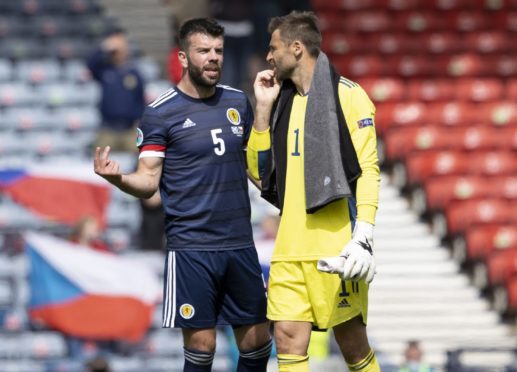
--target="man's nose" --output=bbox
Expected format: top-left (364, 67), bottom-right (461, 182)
top-left (266, 51), bottom-right (273, 64)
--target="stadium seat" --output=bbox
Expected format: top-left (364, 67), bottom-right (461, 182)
top-left (375, 101), bottom-right (427, 134)
top-left (14, 59), bottom-right (61, 85)
top-left (464, 31), bottom-right (511, 54)
top-left (0, 82), bottom-right (39, 108)
top-left (321, 32), bottom-right (367, 55)
top-left (46, 37), bottom-right (91, 60)
top-left (469, 151), bottom-right (517, 176)
top-left (3, 107), bottom-right (53, 132)
top-left (476, 101), bottom-right (517, 127)
top-left (386, 55), bottom-right (435, 77)
top-left (0, 59), bottom-right (13, 81)
top-left (52, 107), bottom-right (100, 132)
top-left (361, 77), bottom-right (406, 102)
top-left (418, 31), bottom-right (463, 54)
top-left (506, 79), bottom-right (517, 100)
top-left (424, 175), bottom-right (489, 212)
top-left (446, 198), bottom-right (512, 237)
top-left (464, 225), bottom-right (517, 263)
top-left (344, 11), bottom-right (392, 32)
top-left (446, 53), bottom-right (484, 77)
top-left (0, 16), bottom-right (28, 39)
top-left (384, 126), bottom-right (449, 162)
top-left (407, 79), bottom-right (455, 101)
top-left (447, 11), bottom-right (489, 31)
top-left (405, 150), bottom-right (469, 187)
top-left (454, 78), bottom-right (505, 102)
top-left (426, 102), bottom-right (479, 126)
top-left (0, 38), bottom-right (45, 60)
top-left (334, 55), bottom-right (384, 77)
top-left (32, 15), bottom-right (79, 39)
top-left (487, 248), bottom-right (517, 288)
top-left (394, 11), bottom-right (445, 32)
top-left (62, 59), bottom-right (92, 83)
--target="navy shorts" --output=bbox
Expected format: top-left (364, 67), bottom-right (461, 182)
top-left (162, 247), bottom-right (267, 328)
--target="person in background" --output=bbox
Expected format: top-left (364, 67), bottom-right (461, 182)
top-left (399, 340), bottom-right (434, 372)
top-left (87, 28), bottom-right (145, 153)
top-left (94, 18), bottom-right (271, 372)
top-left (69, 216), bottom-right (110, 253)
top-left (248, 11), bottom-right (380, 372)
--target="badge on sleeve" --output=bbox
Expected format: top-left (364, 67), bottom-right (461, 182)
top-left (136, 128), bottom-right (144, 146)
top-left (357, 118), bottom-right (374, 129)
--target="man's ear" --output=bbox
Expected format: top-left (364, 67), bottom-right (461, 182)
top-left (178, 50), bottom-right (188, 69)
top-left (292, 40), bottom-right (303, 58)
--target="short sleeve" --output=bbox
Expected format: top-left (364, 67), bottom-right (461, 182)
top-left (137, 107), bottom-right (168, 159)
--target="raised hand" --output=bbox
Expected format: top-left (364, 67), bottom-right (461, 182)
top-left (93, 146), bottom-right (121, 183)
top-left (254, 70), bottom-right (280, 107)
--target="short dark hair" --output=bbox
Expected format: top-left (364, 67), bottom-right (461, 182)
top-left (178, 18), bottom-right (225, 51)
top-left (268, 11), bottom-right (322, 57)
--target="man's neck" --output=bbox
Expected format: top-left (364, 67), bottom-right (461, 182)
top-left (177, 76), bottom-right (216, 99)
top-left (291, 57), bottom-right (317, 96)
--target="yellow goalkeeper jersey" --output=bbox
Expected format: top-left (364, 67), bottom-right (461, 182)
top-left (248, 79), bottom-right (380, 261)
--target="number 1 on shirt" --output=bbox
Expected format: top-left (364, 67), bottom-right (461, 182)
top-left (291, 128), bottom-right (300, 156)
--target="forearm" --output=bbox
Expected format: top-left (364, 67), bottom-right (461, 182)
top-left (108, 172), bottom-right (159, 199)
top-left (253, 102), bottom-right (273, 131)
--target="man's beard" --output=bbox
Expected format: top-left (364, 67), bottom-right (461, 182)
top-left (274, 64), bottom-right (294, 82)
top-left (187, 62), bottom-right (221, 88)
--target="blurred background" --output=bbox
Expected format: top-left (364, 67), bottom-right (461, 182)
top-left (0, 0), bottom-right (516, 371)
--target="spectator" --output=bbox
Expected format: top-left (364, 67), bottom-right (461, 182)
top-left (87, 28), bottom-right (145, 153)
top-left (212, 0), bottom-right (255, 90)
top-left (69, 216), bottom-right (110, 253)
top-left (84, 355), bottom-right (112, 372)
top-left (399, 340), bottom-right (434, 372)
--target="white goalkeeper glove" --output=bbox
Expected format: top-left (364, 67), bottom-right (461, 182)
top-left (317, 221), bottom-right (376, 284)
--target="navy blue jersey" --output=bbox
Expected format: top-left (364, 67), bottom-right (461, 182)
top-left (137, 85), bottom-right (254, 251)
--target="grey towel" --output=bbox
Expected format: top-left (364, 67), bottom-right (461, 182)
top-left (304, 52), bottom-right (352, 211)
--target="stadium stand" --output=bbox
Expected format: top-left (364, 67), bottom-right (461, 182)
top-left (312, 0), bottom-right (517, 369)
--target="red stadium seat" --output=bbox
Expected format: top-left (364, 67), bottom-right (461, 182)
top-left (465, 225), bottom-right (517, 262)
top-left (322, 33), bottom-right (366, 55)
top-left (427, 102), bottom-right (479, 126)
top-left (361, 78), bottom-right (406, 102)
top-left (469, 151), bottom-right (517, 176)
top-left (446, 198), bottom-right (511, 236)
top-left (455, 78), bottom-right (505, 102)
top-left (375, 101), bottom-right (428, 134)
top-left (458, 126), bottom-right (500, 150)
top-left (487, 248), bottom-right (517, 288)
top-left (476, 101), bottom-right (517, 127)
top-left (506, 79), bottom-right (517, 100)
top-left (447, 11), bottom-right (489, 31)
top-left (394, 11), bottom-right (445, 32)
top-left (424, 175), bottom-right (489, 211)
top-left (345, 11), bottom-right (392, 32)
top-left (464, 31), bottom-right (511, 54)
top-left (369, 33), bottom-right (417, 54)
top-left (384, 126), bottom-right (445, 161)
top-left (334, 55), bottom-right (384, 78)
top-left (418, 32), bottom-right (464, 54)
top-left (386, 55), bottom-right (435, 77)
top-left (407, 79), bottom-right (455, 101)
top-left (406, 150), bottom-right (469, 186)
top-left (446, 53), bottom-right (484, 77)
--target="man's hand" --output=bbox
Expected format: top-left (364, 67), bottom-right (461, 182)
top-left (317, 221), bottom-right (376, 284)
top-left (254, 70), bottom-right (280, 107)
top-left (93, 146), bottom-right (122, 184)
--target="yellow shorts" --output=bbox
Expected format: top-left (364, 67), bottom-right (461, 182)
top-left (267, 260), bottom-right (369, 330)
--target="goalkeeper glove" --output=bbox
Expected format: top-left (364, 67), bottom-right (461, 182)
top-left (317, 221), bottom-right (376, 284)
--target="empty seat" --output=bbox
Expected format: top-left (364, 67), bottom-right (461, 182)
top-left (62, 59), bottom-right (92, 83)
top-left (477, 101), bottom-right (517, 127)
top-left (136, 57), bottom-right (161, 82)
top-left (0, 16), bottom-right (29, 39)
top-left (0, 82), bottom-right (39, 107)
top-left (385, 55), bottom-right (435, 77)
top-left (0, 38), bottom-right (45, 60)
top-left (374, 101), bottom-right (428, 134)
top-left (37, 82), bottom-right (99, 107)
top-left (361, 77), bottom-right (406, 102)
top-left (455, 78), bottom-right (505, 101)
top-left (334, 54), bottom-right (384, 77)
top-left (394, 11), bottom-right (446, 32)
top-left (446, 198), bottom-right (511, 236)
top-left (487, 248), bottom-right (517, 288)
top-left (14, 59), bottom-right (61, 85)
top-left (32, 15), bottom-right (78, 39)
top-left (344, 11), bottom-right (392, 32)
top-left (447, 11), bottom-right (489, 31)
top-left (0, 59), bottom-right (13, 81)
top-left (52, 107), bottom-right (100, 132)
top-left (464, 31), bottom-right (511, 54)
top-left (46, 37), bottom-right (91, 60)
top-left (424, 175), bottom-right (490, 212)
top-left (3, 107), bottom-right (53, 132)
top-left (384, 126), bottom-right (448, 162)
top-left (418, 32), bottom-right (464, 54)
top-left (407, 79), bottom-right (455, 101)
top-left (406, 150), bottom-right (469, 187)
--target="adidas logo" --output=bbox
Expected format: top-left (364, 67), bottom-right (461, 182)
top-left (182, 118), bottom-right (196, 128)
top-left (338, 298), bottom-right (350, 308)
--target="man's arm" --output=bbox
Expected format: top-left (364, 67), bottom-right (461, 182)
top-left (246, 70), bottom-right (280, 181)
top-left (94, 146), bottom-right (163, 199)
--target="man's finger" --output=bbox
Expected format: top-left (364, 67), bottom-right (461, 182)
top-left (101, 146), bottom-right (111, 161)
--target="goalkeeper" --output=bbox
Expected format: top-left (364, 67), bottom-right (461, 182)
top-left (247, 11), bottom-right (380, 372)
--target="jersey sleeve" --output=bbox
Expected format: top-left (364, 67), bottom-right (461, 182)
top-left (243, 98), bottom-right (255, 146)
top-left (137, 107), bottom-right (168, 159)
top-left (246, 127), bottom-right (271, 180)
top-left (339, 80), bottom-right (380, 225)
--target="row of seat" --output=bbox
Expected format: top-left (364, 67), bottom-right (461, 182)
top-left (0, 58), bottom-right (160, 84)
top-left (0, 15), bottom-right (117, 40)
top-left (312, 0), bottom-right (517, 11)
top-left (376, 101), bottom-right (516, 135)
top-left (0, 0), bottom-right (101, 16)
top-left (323, 31), bottom-right (517, 55)
top-left (319, 10), bottom-right (517, 33)
top-left (362, 77), bottom-right (517, 103)
top-left (334, 53), bottom-right (517, 78)
top-left (384, 126), bottom-right (517, 161)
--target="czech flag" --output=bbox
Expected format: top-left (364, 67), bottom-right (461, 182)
top-left (0, 163), bottom-right (111, 226)
top-left (26, 232), bottom-right (161, 342)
